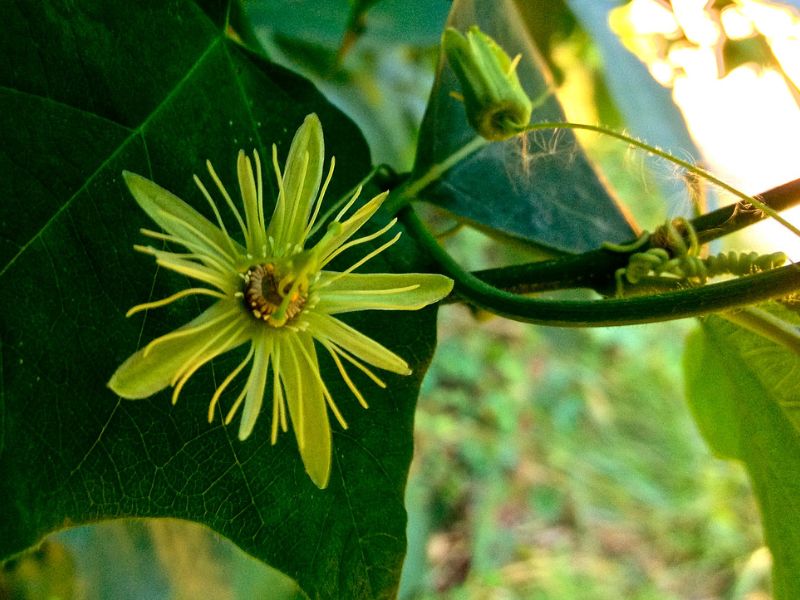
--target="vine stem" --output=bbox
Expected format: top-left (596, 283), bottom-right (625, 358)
top-left (401, 205), bottom-right (800, 327)
top-left (467, 178), bottom-right (800, 296)
top-left (382, 136), bottom-right (488, 215)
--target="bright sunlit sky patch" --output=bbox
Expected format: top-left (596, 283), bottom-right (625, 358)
top-left (622, 0), bottom-right (800, 257)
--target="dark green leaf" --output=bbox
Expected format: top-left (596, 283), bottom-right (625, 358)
top-left (684, 312), bottom-right (800, 600)
top-left (0, 2), bottom-right (439, 598)
top-left (413, 0), bottom-right (636, 253)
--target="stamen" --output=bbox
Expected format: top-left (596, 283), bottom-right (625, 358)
top-left (193, 174), bottom-right (239, 257)
top-left (207, 344), bottom-right (255, 423)
top-left (244, 263), bottom-right (307, 326)
top-left (321, 341), bottom-right (370, 409)
top-left (321, 218), bottom-right (398, 267)
top-left (224, 384), bottom-right (249, 425)
top-left (156, 209), bottom-right (235, 268)
top-left (126, 288), bottom-right (226, 317)
top-left (304, 157), bottom-right (336, 240)
top-left (294, 337), bottom-right (348, 429)
top-left (139, 229), bottom-right (184, 244)
top-left (334, 186), bottom-right (362, 223)
top-left (323, 232), bottom-right (401, 286)
top-left (171, 321), bottom-right (244, 404)
top-left (325, 340), bottom-right (386, 389)
top-left (142, 309), bottom-right (233, 358)
top-left (206, 160), bottom-right (249, 242)
top-left (154, 257), bottom-right (230, 292)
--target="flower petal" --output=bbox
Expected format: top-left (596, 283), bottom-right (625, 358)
top-left (282, 333), bottom-right (332, 489)
top-left (267, 114), bottom-right (324, 251)
top-left (313, 191), bottom-right (389, 264)
top-left (237, 150), bottom-right (267, 255)
top-left (238, 332), bottom-right (271, 440)
top-left (108, 301), bottom-right (248, 399)
top-left (303, 312), bottom-right (411, 375)
top-left (315, 272), bottom-right (454, 314)
top-left (123, 171), bottom-right (243, 264)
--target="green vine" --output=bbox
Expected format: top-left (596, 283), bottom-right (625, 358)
top-left (400, 206), bottom-right (800, 327)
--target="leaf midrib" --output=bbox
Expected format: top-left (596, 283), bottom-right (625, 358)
top-left (0, 34), bottom-right (223, 279)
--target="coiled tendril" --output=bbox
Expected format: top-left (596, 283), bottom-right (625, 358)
top-left (607, 218), bottom-right (788, 297)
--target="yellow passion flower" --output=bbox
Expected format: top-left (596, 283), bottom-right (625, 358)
top-left (109, 114), bottom-right (453, 488)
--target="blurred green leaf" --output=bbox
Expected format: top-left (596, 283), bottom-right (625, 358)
top-left (242, 0), bottom-right (450, 169)
top-left (684, 312), bottom-right (800, 600)
top-left (567, 0), bottom-right (698, 159)
top-left (413, 0), bottom-right (636, 253)
top-left (0, 2), bottom-right (440, 598)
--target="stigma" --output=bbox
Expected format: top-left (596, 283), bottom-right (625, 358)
top-left (243, 263), bottom-right (307, 327)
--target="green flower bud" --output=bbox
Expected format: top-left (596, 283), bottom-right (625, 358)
top-left (443, 26), bottom-right (533, 141)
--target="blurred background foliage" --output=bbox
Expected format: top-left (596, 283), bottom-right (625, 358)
top-left (5, 0), bottom-right (800, 597)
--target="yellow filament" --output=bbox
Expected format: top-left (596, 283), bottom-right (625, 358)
top-left (294, 336), bottom-right (347, 429)
top-left (207, 344), bottom-right (255, 423)
top-left (332, 285), bottom-right (420, 296)
top-left (271, 342), bottom-right (286, 444)
top-left (322, 341), bottom-right (369, 409)
top-left (206, 160), bottom-right (248, 241)
top-left (327, 341), bottom-right (386, 388)
top-left (224, 384), bottom-right (249, 425)
top-left (323, 232), bottom-right (401, 286)
top-left (155, 257), bottom-right (229, 291)
top-left (334, 186), bottom-right (362, 223)
top-left (142, 309), bottom-right (232, 358)
top-left (321, 218), bottom-right (398, 267)
top-left (126, 288), bottom-right (225, 317)
top-left (171, 322), bottom-right (243, 402)
top-left (139, 229), bottom-right (182, 243)
top-left (156, 209), bottom-right (235, 268)
top-left (193, 174), bottom-right (240, 257)
top-left (303, 157), bottom-right (336, 241)
top-left (270, 145), bottom-right (289, 251)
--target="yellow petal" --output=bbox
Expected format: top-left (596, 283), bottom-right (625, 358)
top-left (281, 333), bottom-right (332, 489)
top-left (123, 171), bottom-right (243, 264)
top-left (238, 333), bottom-right (271, 440)
top-left (304, 312), bottom-right (410, 375)
top-left (108, 301), bottom-right (247, 399)
top-left (315, 272), bottom-right (453, 314)
top-left (267, 113), bottom-right (325, 250)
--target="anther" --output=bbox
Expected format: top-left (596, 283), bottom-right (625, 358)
top-left (243, 263), bottom-right (307, 327)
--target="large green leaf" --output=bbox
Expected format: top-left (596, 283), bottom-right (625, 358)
top-left (0, 2), bottom-right (440, 598)
top-left (684, 312), bottom-right (800, 600)
top-left (413, 0), bottom-right (636, 253)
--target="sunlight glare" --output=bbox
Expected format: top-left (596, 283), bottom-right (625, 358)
top-left (623, 0), bottom-right (800, 258)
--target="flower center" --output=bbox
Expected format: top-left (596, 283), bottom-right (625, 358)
top-left (243, 263), bottom-right (307, 328)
